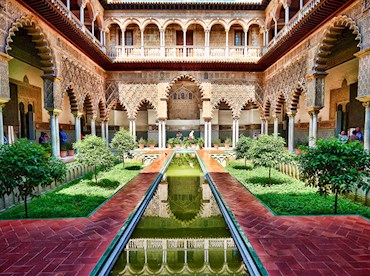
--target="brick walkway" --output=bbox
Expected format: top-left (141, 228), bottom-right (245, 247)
top-left (198, 151), bottom-right (370, 276)
top-left (0, 152), bottom-right (171, 275)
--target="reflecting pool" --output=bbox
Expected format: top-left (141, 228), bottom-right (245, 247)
top-left (110, 153), bottom-right (248, 275)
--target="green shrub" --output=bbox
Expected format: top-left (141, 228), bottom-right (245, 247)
top-left (110, 129), bottom-right (137, 166)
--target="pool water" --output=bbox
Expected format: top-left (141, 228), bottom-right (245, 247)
top-left (110, 153), bottom-right (248, 275)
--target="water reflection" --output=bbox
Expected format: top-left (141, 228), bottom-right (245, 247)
top-left (110, 154), bottom-right (248, 275)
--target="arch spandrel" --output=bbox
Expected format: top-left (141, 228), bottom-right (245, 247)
top-left (118, 83), bottom-right (159, 120)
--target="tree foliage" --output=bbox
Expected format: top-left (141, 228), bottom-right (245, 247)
top-left (235, 136), bottom-right (255, 167)
top-left (298, 138), bottom-right (370, 214)
top-left (110, 129), bottom-right (137, 167)
top-left (74, 135), bottom-right (115, 182)
top-left (0, 139), bottom-right (66, 217)
top-left (248, 135), bottom-right (292, 183)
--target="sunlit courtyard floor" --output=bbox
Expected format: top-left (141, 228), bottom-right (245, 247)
top-left (0, 150), bottom-right (369, 275)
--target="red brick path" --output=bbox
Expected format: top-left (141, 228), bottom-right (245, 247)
top-left (198, 150), bottom-right (370, 276)
top-left (0, 152), bottom-right (171, 275)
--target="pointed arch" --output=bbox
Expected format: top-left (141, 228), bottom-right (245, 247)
top-left (211, 98), bottom-right (235, 118)
top-left (263, 98), bottom-right (272, 118)
top-left (66, 85), bottom-right (78, 113)
top-left (133, 98), bottom-right (157, 119)
top-left (288, 83), bottom-right (306, 112)
top-left (273, 92), bottom-right (287, 115)
top-left (313, 15), bottom-right (361, 73)
top-left (165, 74), bottom-right (204, 99)
top-left (6, 16), bottom-right (56, 75)
top-left (82, 93), bottom-right (94, 117)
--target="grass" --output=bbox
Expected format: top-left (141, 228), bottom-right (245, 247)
top-left (0, 162), bottom-right (143, 219)
top-left (227, 161), bottom-right (370, 218)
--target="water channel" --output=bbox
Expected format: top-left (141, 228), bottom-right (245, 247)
top-left (110, 153), bottom-right (248, 275)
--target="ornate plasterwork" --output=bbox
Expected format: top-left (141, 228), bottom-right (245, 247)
top-left (264, 57), bottom-right (307, 114)
top-left (165, 74), bottom-right (204, 99)
top-left (211, 81), bottom-right (257, 118)
top-left (314, 15), bottom-right (361, 73)
top-left (6, 15), bottom-right (56, 75)
top-left (60, 57), bottom-right (104, 113)
top-left (118, 83), bottom-right (158, 119)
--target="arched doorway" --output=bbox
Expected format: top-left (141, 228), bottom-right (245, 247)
top-left (167, 77), bottom-right (202, 139)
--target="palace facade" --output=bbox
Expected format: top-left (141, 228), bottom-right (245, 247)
top-left (0, 0), bottom-right (369, 155)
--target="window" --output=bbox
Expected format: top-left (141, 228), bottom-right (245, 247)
top-left (173, 94), bottom-right (177, 99)
top-left (234, 30), bottom-right (245, 46)
top-left (189, 93), bottom-right (193, 100)
top-left (125, 30), bottom-right (133, 46)
top-left (176, 31), bottom-right (193, 45)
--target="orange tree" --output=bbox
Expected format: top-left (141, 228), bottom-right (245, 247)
top-left (298, 138), bottom-right (370, 214)
top-left (0, 139), bottom-right (66, 218)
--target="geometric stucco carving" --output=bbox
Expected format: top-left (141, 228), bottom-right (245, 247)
top-left (118, 83), bottom-right (159, 119)
top-left (313, 15), bottom-right (361, 73)
top-left (60, 57), bottom-right (104, 113)
top-left (211, 81), bottom-right (258, 118)
top-left (6, 16), bottom-right (56, 75)
top-left (165, 74), bottom-right (205, 99)
top-left (264, 57), bottom-right (307, 114)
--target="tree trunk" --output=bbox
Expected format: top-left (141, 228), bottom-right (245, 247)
top-left (123, 154), bottom-right (125, 169)
top-left (244, 157), bottom-right (247, 169)
top-left (334, 190), bottom-right (339, 214)
top-left (94, 166), bottom-right (97, 183)
top-left (269, 167), bottom-right (271, 184)
top-left (365, 190), bottom-right (369, 206)
top-left (24, 195), bottom-right (28, 218)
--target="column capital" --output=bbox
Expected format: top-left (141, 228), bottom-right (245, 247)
top-left (203, 117), bottom-right (212, 122)
top-left (0, 52), bottom-right (13, 62)
top-left (307, 106), bottom-right (322, 114)
top-left (158, 117), bottom-right (167, 121)
top-left (287, 111), bottom-right (296, 117)
top-left (72, 111), bottom-right (84, 118)
top-left (48, 108), bottom-right (62, 115)
top-left (356, 95), bottom-right (370, 103)
top-left (363, 102), bottom-right (370, 108)
top-left (306, 71), bottom-right (328, 80)
top-left (0, 98), bottom-right (10, 105)
top-left (354, 47), bottom-right (370, 59)
top-left (272, 113), bottom-right (279, 119)
top-left (232, 116), bottom-right (240, 121)
top-left (41, 74), bottom-right (61, 81)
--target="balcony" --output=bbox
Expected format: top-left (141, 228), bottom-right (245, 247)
top-left (107, 45), bottom-right (263, 61)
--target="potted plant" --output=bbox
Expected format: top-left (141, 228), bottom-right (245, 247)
top-left (173, 137), bottom-right (181, 149)
top-left (182, 137), bottom-right (189, 149)
top-left (66, 142), bottom-right (74, 156)
top-left (147, 139), bottom-right (156, 149)
top-left (197, 138), bottom-right (205, 149)
top-left (167, 138), bottom-right (175, 149)
top-left (60, 143), bottom-right (67, 158)
top-left (190, 138), bottom-right (198, 149)
top-left (224, 137), bottom-right (232, 148)
top-left (138, 137), bottom-right (146, 149)
top-left (213, 138), bottom-right (221, 149)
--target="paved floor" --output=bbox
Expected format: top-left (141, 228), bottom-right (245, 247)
top-left (198, 150), bottom-right (370, 276)
top-left (0, 150), bottom-right (369, 275)
top-left (0, 152), bottom-right (171, 275)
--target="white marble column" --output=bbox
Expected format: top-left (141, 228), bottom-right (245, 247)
top-left (288, 112), bottom-right (296, 152)
top-left (74, 113), bottom-right (81, 143)
top-left (132, 120), bottom-right (136, 141)
top-left (225, 29), bottom-right (229, 57)
top-left (285, 6), bottom-right (290, 25)
top-left (66, 0), bottom-right (70, 10)
top-left (235, 119), bottom-right (239, 145)
top-left (210, 121), bottom-right (212, 148)
top-left (364, 102), bottom-right (370, 151)
top-left (140, 29), bottom-right (144, 57)
top-left (300, 0), bottom-right (304, 9)
top-left (91, 117), bottom-right (96, 136)
top-left (158, 121), bottom-right (162, 148)
top-left (308, 108), bottom-right (320, 147)
top-left (162, 121), bottom-right (166, 148)
top-left (308, 112), bottom-right (313, 147)
top-left (273, 115), bottom-right (279, 137)
top-left (264, 119), bottom-right (269, 135)
top-left (205, 30), bottom-right (210, 57)
top-left (80, 6), bottom-right (84, 24)
top-left (0, 104), bottom-right (4, 146)
top-left (274, 19), bottom-right (278, 36)
top-left (105, 121), bottom-right (109, 146)
top-left (232, 119), bottom-right (236, 148)
top-left (204, 122), bottom-right (208, 149)
top-left (183, 29), bottom-right (187, 56)
top-left (160, 29), bottom-right (165, 57)
top-left (54, 112), bottom-right (60, 158)
top-left (101, 121), bottom-right (105, 140)
top-left (49, 111), bottom-right (58, 157)
top-left (260, 120), bottom-right (264, 135)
